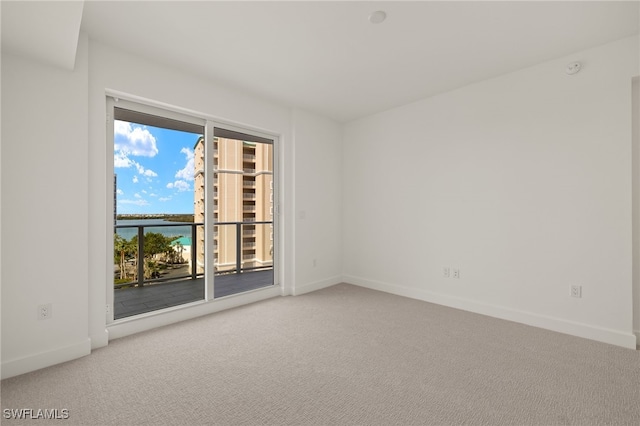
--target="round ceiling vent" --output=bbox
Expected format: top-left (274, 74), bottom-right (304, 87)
top-left (369, 11), bottom-right (387, 24)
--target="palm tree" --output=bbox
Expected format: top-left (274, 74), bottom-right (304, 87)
top-left (114, 234), bottom-right (128, 280)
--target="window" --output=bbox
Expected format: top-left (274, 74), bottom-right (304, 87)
top-left (107, 96), bottom-right (278, 322)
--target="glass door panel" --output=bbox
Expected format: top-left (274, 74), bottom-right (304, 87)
top-left (110, 100), bottom-right (205, 320)
top-left (209, 132), bottom-right (274, 298)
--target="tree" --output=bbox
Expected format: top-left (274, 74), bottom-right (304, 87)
top-left (169, 241), bottom-right (184, 265)
top-left (114, 234), bottom-right (135, 280)
top-left (130, 232), bottom-right (174, 282)
top-left (143, 232), bottom-right (173, 258)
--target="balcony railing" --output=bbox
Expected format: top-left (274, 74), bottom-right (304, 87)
top-left (114, 222), bottom-right (203, 288)
top-left (114, 221), bottom-right (273, 288)
top-left (216, 221), bottom-right (272, 276)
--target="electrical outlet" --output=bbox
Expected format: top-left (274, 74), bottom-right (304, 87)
top-left (453, 268), bottom-right (460, 279)
top-left (443, 267), bottom-right (450, 278)
top-left (571, 285), bottom-right (582, 298)
top-left (38, 303), bottom-right (52, 320)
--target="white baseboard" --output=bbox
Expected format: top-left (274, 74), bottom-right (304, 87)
top-left (1, 338), bottom-right (91, 380)
top-left (293, 275), bottom-right (342, 296)
top-left (343, 275), bottom-right (637, 350)
top-left (634, 330), bottom-right (640, 348)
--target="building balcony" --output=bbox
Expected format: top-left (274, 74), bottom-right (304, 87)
top-left (114, 221), bottom-right (273, 320)
top-left (113, 270), bottom-right (273, 320)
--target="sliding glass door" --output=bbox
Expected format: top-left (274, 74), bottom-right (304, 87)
top-left (108, 97), bottom-right (277, 322)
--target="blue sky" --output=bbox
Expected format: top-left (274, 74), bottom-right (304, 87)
top-left (114, 120), bottom-right (202, 214)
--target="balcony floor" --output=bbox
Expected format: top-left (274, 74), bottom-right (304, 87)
top-left (114, 269), bottom-right (273, 319)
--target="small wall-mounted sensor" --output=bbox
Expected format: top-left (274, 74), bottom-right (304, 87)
top-left (565, 62), bottom-right (582, 75)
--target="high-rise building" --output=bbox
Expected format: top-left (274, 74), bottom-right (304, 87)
top-left (193, 137), bottom-right (273, 275)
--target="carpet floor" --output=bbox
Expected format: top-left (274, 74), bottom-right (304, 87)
top-left (1, 283), bottom-right (639, 425)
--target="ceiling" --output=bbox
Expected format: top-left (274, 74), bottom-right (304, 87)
top-left (3, 1), bottom-right (639, 122)
top-left (1, 1), bottom-right (83, 71)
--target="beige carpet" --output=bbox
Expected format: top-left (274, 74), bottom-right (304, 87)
top-left (1, 283), bottom-right (639, 425)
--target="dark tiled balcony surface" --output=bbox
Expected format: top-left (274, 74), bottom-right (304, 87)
top-left (114, 269), bottom-right (274, 319)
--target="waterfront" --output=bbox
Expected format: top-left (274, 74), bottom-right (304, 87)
top-left (115, 219), bottom-right (194, 241)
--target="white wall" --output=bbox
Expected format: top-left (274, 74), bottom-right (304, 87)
top-left (343, 36), bottom-right (639, 348)
top-left (1, 36), bottom-right (91, 378)
top-left (292, 109), bottom-right (343, 294)
top-left (633, 76), bottom-right (639, 342)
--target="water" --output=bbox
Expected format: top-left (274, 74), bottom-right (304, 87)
top-left (115, 219), bottom-right (194, 241)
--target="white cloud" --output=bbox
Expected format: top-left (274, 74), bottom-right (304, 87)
top-left (134, 193), bottom-right (142, 199)
top-left (159, 197), bottom-right (172, 202)
top-left (114, 151), bottom-right (133, 168)
top-left (134, 162), bottom-right (158, 177)
top-left (116, 189), bottom-right (124, 195)
top-left (114, 120), bottom-right (158, 157)
top-left (132, 176), bottom-right (139, 183)
top-left (175, 147), bottom-right (195, 181)
top-left (166, 180), bottom-right (190, 192)
top-left (119, 199), bottom-right (149, 206)
top-left (149, 193), bottom-right (157, 197)
top-left (115, 151), bottom-right (157, 180)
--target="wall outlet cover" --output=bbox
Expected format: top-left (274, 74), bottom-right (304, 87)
top-left (571, 285), bottom-right (582, 298)
top-left (38, 303), bottom-right (52, 320)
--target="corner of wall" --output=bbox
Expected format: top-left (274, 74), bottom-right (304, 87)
top-left (292, 276), bottom-right (343, 296)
